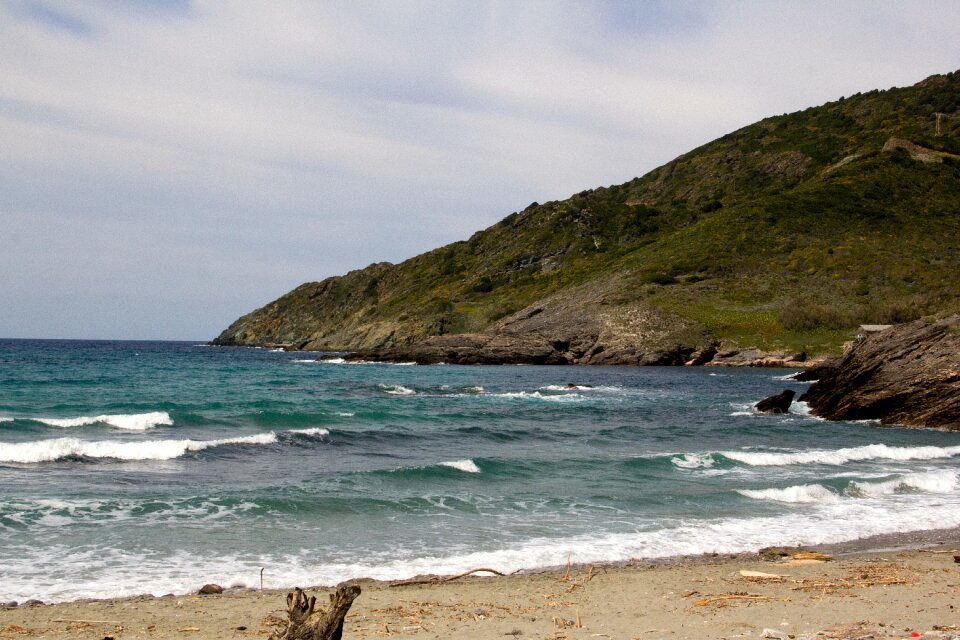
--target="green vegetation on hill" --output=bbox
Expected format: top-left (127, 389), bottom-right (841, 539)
top-left (215, 71), bottom-right (960, 356)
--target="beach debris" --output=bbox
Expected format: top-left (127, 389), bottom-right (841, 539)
top-left (389, 567), bottom-right (508, 587)
top-left (754, 389), bottom-right (796, 414)
top-left (178, 626), bottom-right (201, 632)
top-left (21, 600), bottom-right (44, 607)
top-left (0, 602), bottom-right (16, 610)
top-left (268, 584), bottom-right (361, 640)
top-left (560, 554), bottom-right (573, 583)
top-left (793, 562), bottom-right (914, 594)
top-left (552, 615), bottom-right (581, 629)
top-left (759, 546), bottom-right (833, 562)
top-left (740, 569), bottom-right (788, 582)
top-left (52, 618), bottom-right (122, 625)
top-left (693, 592), bottom-right (788, 607)
top-left (565, 565), bottom-right (596, 592)
top-left (760, 629), bottom-right (790, 639)
top-left (198, 583), bottom-right (223, 595)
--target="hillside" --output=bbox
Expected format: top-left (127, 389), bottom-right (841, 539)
top-left (214, 71), bottom-right (960, 363)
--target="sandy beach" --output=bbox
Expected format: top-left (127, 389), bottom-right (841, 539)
top-left (4, 531), bottom-right (959, 640)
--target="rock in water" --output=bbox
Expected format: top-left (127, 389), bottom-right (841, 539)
top-left (801, 315), bottom-right (960, 429)
top-left (755, 389), bottom-right (795, 414)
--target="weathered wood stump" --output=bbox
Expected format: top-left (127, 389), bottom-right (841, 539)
top-left (269, 584), bottom-right (361, 640)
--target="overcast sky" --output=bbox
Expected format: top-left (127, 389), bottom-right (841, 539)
top-left (2, 1), bottom-right (959, 340)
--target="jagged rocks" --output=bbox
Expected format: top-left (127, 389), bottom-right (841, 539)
top-left (755, 390), bottom-right (796, 414)
top-left (801, 316), bottom-right (960, 430)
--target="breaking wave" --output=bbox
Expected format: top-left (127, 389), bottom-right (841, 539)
top-left (438, 459), bottom-right (481, 473)
top-left (35, 411), bottom-right (173, 430)
top-left (738, 484), bottom-right (841, 504)
top-left (0, 433), bottom-right (277, 464)
top-left (379, 384), bottom-right (416, 396)
top-left (722, 443), bottom-right (960, 467)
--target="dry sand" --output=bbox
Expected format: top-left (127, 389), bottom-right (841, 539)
top-left (3, 538), bottom-right (959, 640)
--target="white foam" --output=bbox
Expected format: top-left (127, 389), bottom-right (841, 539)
top-left (288, 428), bottom-right (330, 437)
top-left (379, 384), bottom-right (416, 395)
top-left (0, 417), bottom-right (13, 423)
top-left (292, 359), bottom-right (320, 363)
top-left (335, 412), bottom-right (355, 417)
top-left (671, 453), bottom-right (715, 469)
top-left (0, 433), bottom-right (277, 463)
top-left (738, 484), bottom-right (842, 504)
top-left (439, 459), bottom-right (481, 473)
top-left (849, 470), bottom-right (959, 498)
top-left (789, 400), bottom-right (823, 419)
top-left (317, 357), bottom-right (346, 364)
top-left (10, 482), bottom-right (960, 603)
top-left (493, 391), bottom-right (583, 403)
top-left (723, 443), bottom-right (960, 467)
top-left (36, 411), bottom-right (173, 431)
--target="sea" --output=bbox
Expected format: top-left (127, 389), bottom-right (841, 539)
top-left (2, 339), bottom-right (959, 603)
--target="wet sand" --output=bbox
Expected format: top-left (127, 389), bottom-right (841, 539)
top-left (3, 532), bottom-right (959, 639)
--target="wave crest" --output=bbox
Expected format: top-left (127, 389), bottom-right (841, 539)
top-left (379, 384), bottom-right (416, 396)
top-left (438, 459), bottom-right (481, 473)
top-left (738, 484), bottom-right (841, 504)
top-left (723, 443), bottom-right (960, 467)
top-left (849, 470), bottom-right (959, 498)
top-left (36, 411), bottom-right (173, 431)
top-left (671, 453), bottom-right (715, 469)
top-left (0, 433), bottom-right (277, 464)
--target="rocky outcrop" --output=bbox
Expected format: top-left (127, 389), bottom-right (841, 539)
top-left (755, 389), bottom-right (796, 414)
top-left (801, 316), bottom-right (960, 430)
top-left (705, 348), bottom-right (814, 368)
top-left (343, 286), bottom-right (711, 365)
top-left (882, 137), bottom-right (943, 163)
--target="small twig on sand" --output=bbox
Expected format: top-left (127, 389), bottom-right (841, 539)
top-left (52, 619), bottom-right (123, 625)
top-left (694, 594), bottom-right (787, 607)
top-left (390, 568), bottom-right (508, 587)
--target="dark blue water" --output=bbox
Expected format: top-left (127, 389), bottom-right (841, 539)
top-left (1, 340), bottom-right (959, 602)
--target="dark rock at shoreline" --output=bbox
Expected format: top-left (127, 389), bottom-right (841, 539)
top-left (755, 389), bottom-right (796, 414)
top-left (801, 316), bottom-right (960, 429)
top-left (198, 584), bottom-right (224, 595)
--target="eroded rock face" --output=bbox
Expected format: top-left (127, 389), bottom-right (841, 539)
top-left (801, 316), bottom-right (960, 430)
top-left (342, 290), bottom-right (711, 366)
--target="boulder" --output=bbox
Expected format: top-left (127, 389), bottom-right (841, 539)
top-left (755, 389), bottom-right (796, 414)
top-left (801, 316), bottom-right (960, 429)
top-left (198, 583), bottom-right (224, 595)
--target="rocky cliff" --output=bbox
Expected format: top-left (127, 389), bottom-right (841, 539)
top-left (801, 317), bottom-right (960, 430)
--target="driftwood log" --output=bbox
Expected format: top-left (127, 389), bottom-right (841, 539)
top-left (269, 584), bottom-right (361, 640)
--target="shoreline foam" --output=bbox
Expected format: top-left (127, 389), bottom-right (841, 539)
top-left (3, 528), bottom-right (959, 639)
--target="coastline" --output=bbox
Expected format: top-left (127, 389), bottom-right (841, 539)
top-left (4, 529), bottom-right (959, 639)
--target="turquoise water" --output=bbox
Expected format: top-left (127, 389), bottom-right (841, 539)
top-left (1, 339), bottom-right (959, 602)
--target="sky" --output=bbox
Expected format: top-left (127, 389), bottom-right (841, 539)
top-left (2, 1), bottom-right (959, 340)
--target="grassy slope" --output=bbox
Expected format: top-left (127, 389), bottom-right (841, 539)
top-left (215, 71), bottom-right (960, 355)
